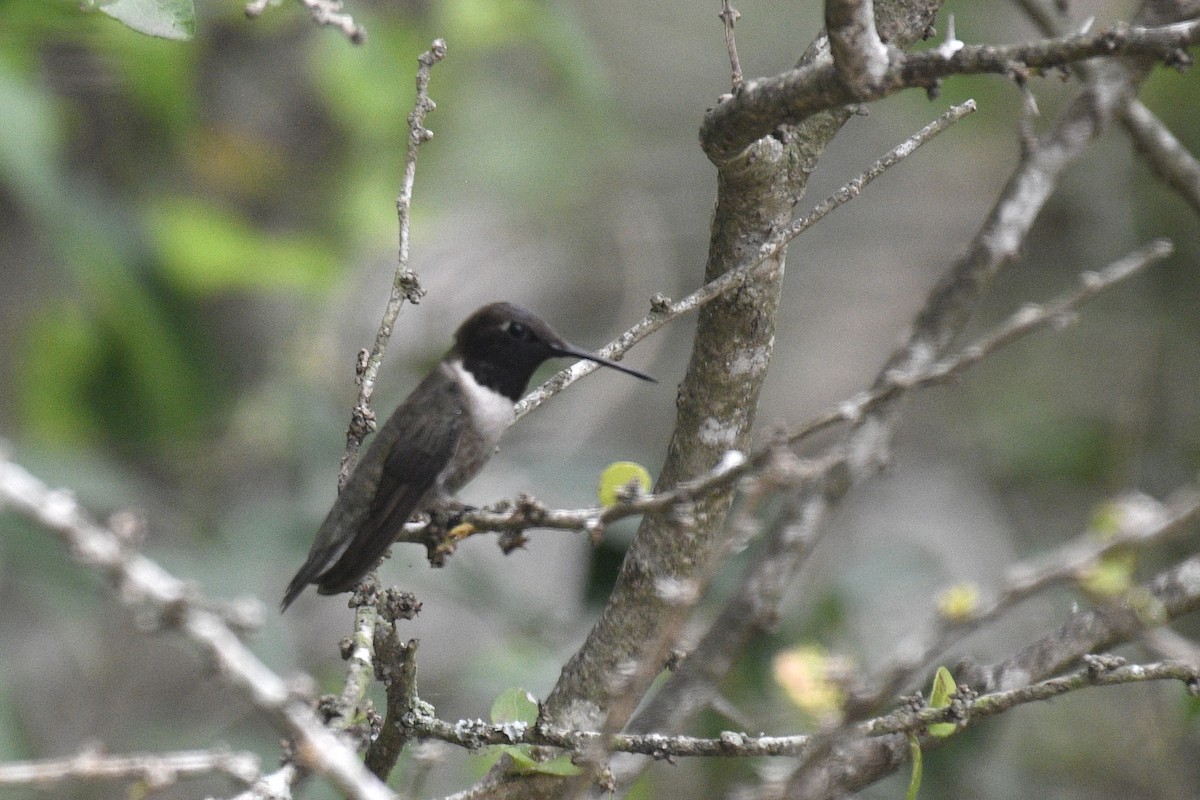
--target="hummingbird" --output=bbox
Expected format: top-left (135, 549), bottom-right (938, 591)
top-left (281, 301), bottom-right (654, 611)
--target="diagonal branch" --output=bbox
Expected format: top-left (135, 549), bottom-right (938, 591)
top-left (514, 100), bottom-right (977, 422)
top-left (411, 236), bottom-right (1170, 553)
top-left (0, 459), bottom-right (396, 800)
top-left (849, 483), bottom-right (1200, 713)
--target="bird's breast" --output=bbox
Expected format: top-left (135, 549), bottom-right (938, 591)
top-left (439, 360), bottom-right (517, 492)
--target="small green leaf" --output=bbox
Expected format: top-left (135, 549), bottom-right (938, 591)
top-left (526, 754), bottom-right (583, 776)
top-left (490, 688), bottom-right (538, 725)
top-left (95, 0), bottom-right (195, 40)
top-left (905, 734), bottom-right (923, 800)
top-left (497, 746), bottom-right (582, 776)
top-left (1078, 549), bottom-right (1137, 599)
top-left (598, 461), bottom-right (652, 506)
top-left (929, 666), bottom-right (957, 707)
top-left (927, 666), bottom-right (958, 738)
top-left (496, 745), bottom-right (540, 771)
top-left (1088, 501), bottom-right (1124, 538)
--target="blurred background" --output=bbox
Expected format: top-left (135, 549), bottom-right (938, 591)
top-left (1, 0), bottom-right (1199, 798)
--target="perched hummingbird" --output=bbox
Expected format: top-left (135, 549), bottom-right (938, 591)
top-left (281, 301), bottom-right (653, 611)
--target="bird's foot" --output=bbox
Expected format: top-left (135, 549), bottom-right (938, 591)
top-left (423, 505), bottom-right (478, 567)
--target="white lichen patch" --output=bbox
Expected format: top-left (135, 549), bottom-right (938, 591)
top-left (699, 417), bottom-right (739, 448)
top-left (557, 698), bottom-right (604, 732)
top-left (655, 576), bottom-right (700, 604)
top-left (729, 346), bottom-right (770, 377)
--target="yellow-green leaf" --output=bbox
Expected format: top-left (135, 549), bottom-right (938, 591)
top-left (936, 583), bottom-right (980, 621)
top-left (598, 461), bottom-right (652, 506)
top-left (1078, 549), bottom-right (1137, 599)
top-left (905, 733), bottom-right (923, 800)
top-left (927, 666), bottom-right (958, 738)
top-left (772, 645), bottom-right (847, 724)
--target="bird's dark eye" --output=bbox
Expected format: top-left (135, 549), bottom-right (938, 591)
top-left (507, 321), bottom-right (530, 340)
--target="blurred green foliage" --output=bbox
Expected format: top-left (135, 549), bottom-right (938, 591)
top-left (0, 0), bottom-right (617, 453)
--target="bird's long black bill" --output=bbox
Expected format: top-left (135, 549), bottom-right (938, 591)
top-left (553, 342), bottom-right (655, 382)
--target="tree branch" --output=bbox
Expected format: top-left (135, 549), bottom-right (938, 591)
top-left (615, 5), bottom-right (1177, 779)
top-left (701, 16), bottom-right (1200, 163)
top-left (0, 746), bottom-right (260, 792)
top-left (338, 657), bottom-right (1200, 764)
top-left (0, 458), bottom-right (396, 800)
top-left (403, 235), bottom-right (1168, 564)
top-left (337, 39), bottom-right (443, 489)
top-left (514, 100), bottom-right (976, 423)
top-left (244, 0), bottom-right (365, 44)
top-left (825, 0), bottom-right (890, 92)
top-left (849, 483), bottom-right (1200, 713)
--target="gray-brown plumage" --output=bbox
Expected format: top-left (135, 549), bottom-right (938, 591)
top-left (281, 302), bottom-right (653, 611)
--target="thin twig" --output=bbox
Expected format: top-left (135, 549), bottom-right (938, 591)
top-left (0, 746), bottom-right (260, 789)
top-left (718, 1), bottom-right (744, 89)
top-left (387, 658), bottom-right (1198, 760)
top-left (406, 237), bottom-right (1169, 546)
top-left (514, 100), bottom-right (977, 421)
top-left (850, 484), bottom-right (1200, 713)
top-left (1016, 0), bottom-right (1200, 217)
top-left (329, 596), bottom-right (379, 729)
top-left (0, 459), bottom-right (396, 800)
top-left (244, 0), bottom-right (365, 44)
top-left (337, 39), bottom-right (445, 489)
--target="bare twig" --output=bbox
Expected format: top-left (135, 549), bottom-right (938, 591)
top-left (0, 459), bottom-right (396, 800)
top-left (866, 657), bottom-right (1200, 736)
top-left (363, 632), bottom-right (422, 779)
top-left (0, 746), bottom-right (260, 790)
top-left (514, 100), bottom-right (977, 422)
top-left (1016, 0), bottom-right (1200, 217)
top-left (363, 657), bottom-right (1199, 761)
top-left (718, 1), bottom-right (744, 90)
top-left (244, 0), bottom-right (365, 44)
top-left (402, 237), bottom-right (1169, 550)
top-left (329, 595), bottom-right (380, 729)
top-left (337, 40), bottom-right (445, 489)
top-left (851, 484), bottom-right (1200, 713)
top-left (1120, 98), bottom-right (1200, 215)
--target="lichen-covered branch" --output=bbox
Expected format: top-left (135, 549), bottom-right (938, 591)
top-left (244, 0), bottom-right (365, 44)
top-left (701, 16), bottom-right (1200, 162)
top-left (782, 557), bottom-right (1200, 798)
top-left (0, 459), bottom-right (396, 800)
top-left (850, 484), bottom-right (1200, 713)
top-left (616, 2), bottom-right (1181, 783)
top-left (0, 746), bottom-right (260, 792)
